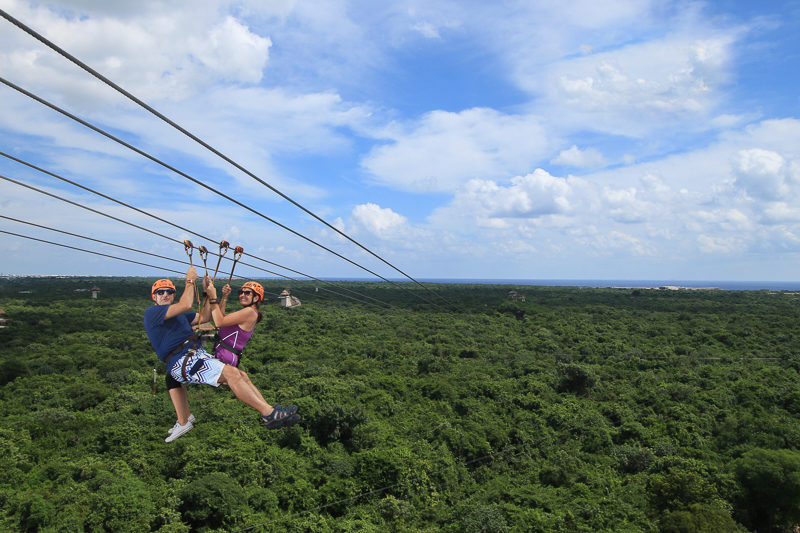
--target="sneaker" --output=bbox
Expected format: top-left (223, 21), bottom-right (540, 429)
top-left (165, 420), bottom-right (193, 442)
top-left (261, 406), bottom-right (299, 429)
top-left (167, 414), bottom-right (196, 435)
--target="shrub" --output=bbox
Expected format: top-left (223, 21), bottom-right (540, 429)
top-left (732, 448), bottom-right (800, 532)
top-left (180, 472), bottom-right (247, 531)
top-left (557, 363), bottom-right (597, 396)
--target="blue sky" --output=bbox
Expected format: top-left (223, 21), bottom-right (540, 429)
top-left (1, 0), bottom-right (799, 282)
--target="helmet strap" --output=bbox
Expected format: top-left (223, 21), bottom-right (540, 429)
top-left (242, 296), bottom-right (261, 308)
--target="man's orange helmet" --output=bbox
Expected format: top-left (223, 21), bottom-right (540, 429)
top-left (151, 279), bottom-right (176, 294)
top-left (241, 281), bottom-right (264, 302)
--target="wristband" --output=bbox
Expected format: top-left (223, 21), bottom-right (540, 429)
top-left (209, 298), bottom-right (219, 304)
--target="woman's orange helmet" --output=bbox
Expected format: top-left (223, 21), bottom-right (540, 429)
top-left (241, 281), bottom-right (264, 302)
top-left (151, 279), bottom-right (176, 294)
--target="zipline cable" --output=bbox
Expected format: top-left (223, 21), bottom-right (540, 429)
top-left (0, 75), bottom-right (440, 308)
top-left (0, 214), bottom-right (271, 295)
top-left (0, 7), bottom-right (450, 306)
top-left (0, 228), bottom-right (185, 275)
top-left (0, 173), bottom-right (181, 245)
top-left (0, 214), bottom-right (187, 269)
top-left (0, 217), bottom-right (339, 303)
top-left (0, 174), bottom-right (386, 308)
top-left (0, 150), bottom-right (391, 308)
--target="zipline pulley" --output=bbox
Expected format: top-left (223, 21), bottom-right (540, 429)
top-left (228, 246), bottom-right (244, 284)
top-left (212, 240), bottom-right (229, 280)
top-left (197, 245), bottom-right (209, 276)
top-left (181, 240), bottom-right (205, 329)
top-left (183, 239), bottom-right (194, 264)
top-left (195, 244), bottom-right (212, 331)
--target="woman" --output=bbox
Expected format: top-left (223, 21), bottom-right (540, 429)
top-left (204, 279), bottom-right (264, 367)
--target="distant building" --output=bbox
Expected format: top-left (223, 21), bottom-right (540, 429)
top-left (279, 288), bottom-right (302, 308)
top-left (0, 308), bottom-right (6, 329)
top-left (507, 290), bottom-right (526, 302)
top-left (91, 286), bottom-right (101, 299)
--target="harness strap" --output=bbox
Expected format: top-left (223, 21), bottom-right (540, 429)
top-left (166, 333), bottom-right (200, 380)
top-left (166, 333), bottom-right (199, 360)
top-left (213, 333), bottom-right (243, 356)
top-left (180, 349), bottom-right (206, 381)
top-left (180, 350), bottom-right (193, 381)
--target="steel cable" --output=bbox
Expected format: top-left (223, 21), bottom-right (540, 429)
top-left (0, 228), bottom-right (185, 275)
top-left (0, 174), bottom-right (386, 307)
top-left (0, 216), bottom-right (346, 301)
top-left (0, 75), bottom-right (439, 308)
top-left (0, 151), bottom-right (392, 308)
top-left (0, 7), bottom-right (449, 306)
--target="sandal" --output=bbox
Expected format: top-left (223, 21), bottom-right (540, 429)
top-left (261, 405), bottom-right (299, 429)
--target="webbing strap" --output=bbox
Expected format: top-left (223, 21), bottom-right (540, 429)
top-left (167, 333), bottom-right (199, 362)
top-left (180, 350), bottom-right (206, 381)
top-left (213, 334), bottom-right (243, 356)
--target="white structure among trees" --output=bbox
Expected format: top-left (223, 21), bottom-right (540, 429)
top-left (279, 288), bottom-right (301, 308)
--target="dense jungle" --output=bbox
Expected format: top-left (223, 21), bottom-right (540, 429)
top-left (1, 277), bottom-right (800, 532)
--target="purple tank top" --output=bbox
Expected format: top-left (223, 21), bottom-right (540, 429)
top-left (214, 324), bottom-right (253, 367)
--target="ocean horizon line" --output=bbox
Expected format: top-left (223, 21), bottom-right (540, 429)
top-left (401, 279), bottom-right (800, 291)
top-left (2, 274), bottom-right (799, 291)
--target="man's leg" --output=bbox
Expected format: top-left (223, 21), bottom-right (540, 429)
top-left (218, 365), bottom-right (272, 416)
top-left (168, 384), bottom-right (191, 425)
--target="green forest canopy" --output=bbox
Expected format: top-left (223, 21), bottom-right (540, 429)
top-left (1, 277), bottom-right (799, 532)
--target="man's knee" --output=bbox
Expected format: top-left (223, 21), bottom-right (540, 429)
top-left (166, 373), bottom-right (182, 390)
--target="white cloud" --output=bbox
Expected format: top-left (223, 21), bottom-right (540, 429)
top-left (761, 202), bottom-right (800, 224)
top-left (429, 169), bottom-right (587, 236)
top-left (697, 234), bottom-right (740, 254)
top-left (603, 187), bottom-right (650, 223)
top-left (0, 0), bottom-right (271, 108)
top-left (411, 21), bottom-right (440, 39)
top-left (551, 145), bottom-right (606, 168)
top-left (195, 16), bottom-right (272, 84)
top-left (693, 209), bottom-right (753, 232)
top-left (587, 230), bottom-right (654, 256)
top-left (362, 108), bottom-right (551, 193)
top-left (537, 33), bottom-right (736, 136)
top-left (732, 148), bottom-right (792, 201)
top-left (351, 203), bottom-right (407, 237)
top-left (421, 117), bottom-right (800, 268)
top-left (472, 169), bottom-right (574, 218)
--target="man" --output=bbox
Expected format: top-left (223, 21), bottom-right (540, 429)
top-left (144, 266), bottom-right (299, 442)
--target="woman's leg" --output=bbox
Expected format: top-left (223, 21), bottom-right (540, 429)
top-left (218, 365), bottom-right (272, 416)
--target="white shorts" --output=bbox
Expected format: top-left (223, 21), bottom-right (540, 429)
top-left (169, 347), bottom-right (224, 386)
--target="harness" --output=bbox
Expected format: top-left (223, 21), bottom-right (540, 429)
top-left (165, 333), bottom-right (204, 381)
top-left (212, 333), bottom-right (243, 357)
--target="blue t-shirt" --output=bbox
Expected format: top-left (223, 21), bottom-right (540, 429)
top-left (144, 305), bottom-right (197, 366)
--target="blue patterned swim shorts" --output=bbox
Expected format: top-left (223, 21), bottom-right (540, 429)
top-left (169, 347), bottom-right (224, 386)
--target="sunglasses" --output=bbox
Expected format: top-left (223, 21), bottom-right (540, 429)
top-left (154, 288), bottom-right (176, 295)
top-left (238, 289), bottom-right (254, 296)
